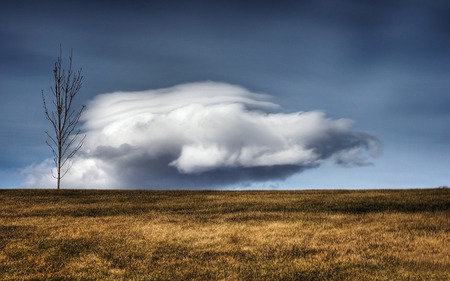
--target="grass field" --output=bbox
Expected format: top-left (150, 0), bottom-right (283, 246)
top-left (0, 188), bottom-right (448, 280)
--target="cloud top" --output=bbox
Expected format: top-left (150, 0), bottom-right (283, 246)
top-left (24, 81), bottom-right (380, 189)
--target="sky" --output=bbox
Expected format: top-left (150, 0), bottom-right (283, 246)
top-left (0, 0), bottom-right (449, 189)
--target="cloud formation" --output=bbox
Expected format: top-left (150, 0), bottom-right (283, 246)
top-left (23, 82), bottom-right (380, 189)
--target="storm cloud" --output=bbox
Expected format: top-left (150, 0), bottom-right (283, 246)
top-left (24, 81), bottom-right (380, 189)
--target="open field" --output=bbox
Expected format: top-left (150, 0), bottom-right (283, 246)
top-left (0, 188), bottom-right (449, 280)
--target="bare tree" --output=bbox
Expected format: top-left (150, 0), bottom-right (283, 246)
top-left (42, 46), bottom-right (86, 189)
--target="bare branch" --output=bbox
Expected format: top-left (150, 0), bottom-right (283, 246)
top-left (51, 169), bottom-right (57, 179)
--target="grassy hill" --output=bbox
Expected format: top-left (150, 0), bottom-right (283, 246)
top-left (0, 188), bottom-right (449, 280)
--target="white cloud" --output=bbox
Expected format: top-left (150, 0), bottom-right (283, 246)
top-left (23, 81), bottom-right (380, 189)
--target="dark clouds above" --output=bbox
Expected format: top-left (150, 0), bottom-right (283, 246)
top-left (1, 0), bottom-right (449, 188)
top-left (23, 82), bottom-right (379, 189)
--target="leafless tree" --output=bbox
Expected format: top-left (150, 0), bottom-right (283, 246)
top-left (42, 46), bottom-right (86, 189)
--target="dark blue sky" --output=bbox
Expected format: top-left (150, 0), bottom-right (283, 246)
top-left (1, 0), bottom-right (449, 189)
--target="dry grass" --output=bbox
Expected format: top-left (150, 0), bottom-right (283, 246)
top-left (0, 188), bottom-right (449, 280)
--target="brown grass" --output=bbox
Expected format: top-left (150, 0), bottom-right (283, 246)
top-left (0, 188), bottom-right (449, 280)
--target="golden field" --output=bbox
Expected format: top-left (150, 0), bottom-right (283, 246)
top-left (0, 188), bottom-right (448, 280)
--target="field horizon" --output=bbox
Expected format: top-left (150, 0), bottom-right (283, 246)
top-left (1, 188), bottom-right (448, 280)
top-left (3, 185), bottom-right (448, 191)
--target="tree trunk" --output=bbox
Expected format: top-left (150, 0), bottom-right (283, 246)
top-left (57, 161), bottom-right (61, 190)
